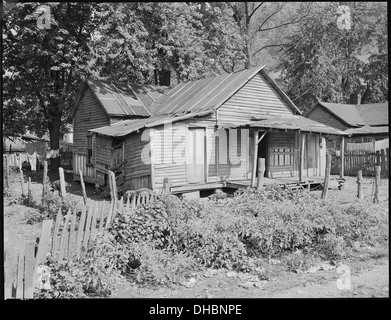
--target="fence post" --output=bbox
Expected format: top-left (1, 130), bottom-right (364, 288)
top-left (356, 170), bottom-right (363, 200)
top-left (321, 153), bottom-right (331, 200)
top-left (162, 177), bottom-right (171, 196)
top-left (373, 166), bottom-right (381, 203)
top-left (257, 158), bottom-right (266, 190)
top-left (79, 169), bottom-right (87, 205)
top-left (20, 168), bottom-right (25, 196)
top-left (59, 167), bottom-right (66, 198)
top-left (41, 160), bottom-right (48, 206)
top-left (339, 136), bottom-right (345, 179)
top-left (28, 177), bottom-right (32, 206)
top-left (4, 155), bottom-right (9, 189)
top-left (380, 149), bottom-right (386, 178)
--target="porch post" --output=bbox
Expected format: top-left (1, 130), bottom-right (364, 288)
top-left (340, 135), bottom-right (345, 179)
top-left (299, 132), bottom-right (305, 181)
top-left (251, 130), bottom-right (259, 187)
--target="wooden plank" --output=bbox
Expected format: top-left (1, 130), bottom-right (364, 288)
top-left (373, 166), bottom-right (380, 203)
top-left (4, 232), bottom-right (15, 299)
top-left (105, 200), bottom-right (114, 229)
top-left (357, 170), bottom-right (363, 200)
top-left (113, 196), bottom-right (123, 221)
top-left (90, 201), bottom-right (100, 238)
top-left (82, 201), bottom-right (95, 250)
top-left (16, 246), bottom-right (25, 299)
top-left (20, 168), bottom-right (25, 196)
top-left (98, 201), bottom-right (106, 232)
top-left (67, 207), bottom-right (78, 260)
top-left (79, 169), bottom-right (87, 205)
top-left (23, 242), bottom-right (36, 299)
top-left (51, 207), bottom-right (63, 257)
top-left (251, 130), bottom-right (259, 187)
top-left (35, 220), bottom-right (53, 272)
top-left (299, 133), bottom-right (305, 181)
top-left (41, 160), bottom-right (48, 206)
top-left (75, 204), bottom-right (88, 258)
top-left (28, 177), bottom-right (31, 207)
top-left (257, 158), bottom-right (266, 189)
top-left (59, 167), bottom-right (66, 197)
top-left (58, 209), bottom-right (72, 262)
top-left (321, 154), bottom-right (331, 200)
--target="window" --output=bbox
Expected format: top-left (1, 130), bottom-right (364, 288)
top-left (87, 135), bottom-right (93, 164)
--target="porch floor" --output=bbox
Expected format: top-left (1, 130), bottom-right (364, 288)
top-left (170, 176), bottom-right (341, 194)
top-left (226, 176), bottom-right (326, 191)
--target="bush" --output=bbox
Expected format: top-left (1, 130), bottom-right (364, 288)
top-left (39, 187), bottom-right (78, 220)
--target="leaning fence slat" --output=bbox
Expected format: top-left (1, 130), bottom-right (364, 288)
top-left (4, 233), bottom-right (15, 299)
top-left (15, 246), bottom-right (25, 299)
top-left (58, 209), bottom-right (72, 262)
top-left (82, 201), bottom-right (94, 250)
top-left (125, 194), bottom-right (130, 212)
top-left (90, 201), bottom-right (99, 238)
top-left (105, 200), bottom-right (114, 229)
top-left (67, 207), bottom-right (78, 260)
top-left (98, 201), bottom-right (106, 232)
top-left (112, 196), bottom-right (123, 222)
top-left (75, 204), bottom-right (88, 258)
top-left (24, 242), bottom-right (36, 299)
top-left (52, 207), bottom-right (63, 257)
top-left (34, 220), bottom-right (53, 274)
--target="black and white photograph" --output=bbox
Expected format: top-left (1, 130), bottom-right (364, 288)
top-left (2, 1), bottom-right (388, 307)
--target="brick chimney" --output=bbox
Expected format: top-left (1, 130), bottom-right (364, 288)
top-left (154, 70), bottom-right (171, 86)
top-left (349, 92), bottom-right (361, 105)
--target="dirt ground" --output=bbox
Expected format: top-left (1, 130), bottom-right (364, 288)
top-left (3, 169), bottom-right (389, 299)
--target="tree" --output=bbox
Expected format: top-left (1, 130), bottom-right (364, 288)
top-left (228, 2), bottom-right (312, 70)
top-left (278, 2), bottom-right (387, 113)
top-left (90, 2), bottom-right (245, 84)
top-left (3, 2), bottom-right (104, 171)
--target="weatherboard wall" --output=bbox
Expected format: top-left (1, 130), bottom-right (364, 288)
top-left (217, 73), bottom-right (295, 124)
top-left (73, 87), bottom-right (110, 182)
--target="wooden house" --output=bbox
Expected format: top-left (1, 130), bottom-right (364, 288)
top-left (306, 100), bottom-right (389, 150)
top-left (71, 66), bottom-right (346, 195)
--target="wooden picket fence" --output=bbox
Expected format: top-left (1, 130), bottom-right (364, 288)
top-left (52, 188), bottom-right (156, 262)
top-left (4, 188), bottom-right (157, 299)
top-left (331, 148), bottom-right (389, 177)
top-left (4, 220), bottom-right (53, 299)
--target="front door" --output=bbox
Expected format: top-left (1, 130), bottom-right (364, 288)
top-left (188, 127), bottom-right (206, 183)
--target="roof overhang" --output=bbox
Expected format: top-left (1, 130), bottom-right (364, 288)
top-left (219, 116), bottom-right (348, 136)
top-left (89, 110), bottom-right (213, 137)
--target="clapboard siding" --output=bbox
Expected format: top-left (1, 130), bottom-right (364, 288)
top-left (218, 73), bottom-right (294, 124)
top-left (124, 132), bottom-right (151, 180)
top-left (306, 105), bottom-right (349, 131)
top-left (95, 135), bottom-right (112, 166)
top-left (73, 88), bottom-right (110, 154)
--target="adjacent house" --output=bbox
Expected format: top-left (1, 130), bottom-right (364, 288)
top-left (306, 100), bottom-right (389, 150)
top-left (70, 66), bottom-right (346, 195)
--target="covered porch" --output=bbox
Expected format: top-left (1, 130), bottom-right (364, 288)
top-left (221, 115), bottom-right (348, 189)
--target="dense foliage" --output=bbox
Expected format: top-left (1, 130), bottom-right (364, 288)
top-left (279, 2), bottom-right (388, 112)
top-left (34, 186), bottom-right (388, 298)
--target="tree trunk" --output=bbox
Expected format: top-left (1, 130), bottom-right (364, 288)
top-left (48, 116), bottom-right (61, 173)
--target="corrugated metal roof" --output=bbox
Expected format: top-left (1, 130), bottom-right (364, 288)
top-left (356, 102), bottom-right (388, 126)
top-left (345, 125), bottom-right (389, 135)
top-left (318, 101), bottom-right (365, 127)
top-left (87, 79), bottom-right (168, 117)
top-left (152, 66), bottom-right (273, 116)
top-left (89, 111), bottom-right (213, 137)
top-left (222, 115), bottom-right (348, 135)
